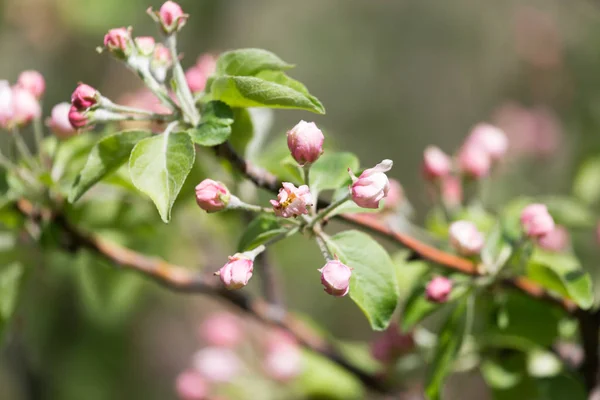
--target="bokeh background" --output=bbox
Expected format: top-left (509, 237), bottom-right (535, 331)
top-left (1, 0), bottom-right (600, 399)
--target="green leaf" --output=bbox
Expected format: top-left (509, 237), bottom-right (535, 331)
top-left (0, 262), bottom-right (24, 341)
top-left (481, 357), bottom-right (524, 390)
top-left (129, 132), bottom-right (195, 222)
top-left (69, 130), bottom-right (152, 203)
top-left (188, 101), bottom-right (234, 147)
top-left (541, 196), bottom-right (596, 229)
top-left (237, 214), bottom-right (287, 252)
top-left (228, 108), bottom-right (254, 155)
top-left (530, 249), bottom-right (593, 309)
top-left (326, 230), bottom-right (399, 330)
top-left (309, 152), bottom-right (359, 197)
top-left (425, 298), bottom-right (469, 400)
top-left (209, 75), bottom-right (325, 114)
top-left (573, 156), bottom-right (600, 205)
top-left (215, 48), bottom-right (294, 76)
top-left (401, 284), bottom-right (469, 332)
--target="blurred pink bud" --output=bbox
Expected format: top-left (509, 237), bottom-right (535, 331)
top-left (16, 70), bottom-right (45, 99)
top-left (370, 324), bottom-right (414, 363)
top-left (175, 369), bottom-right (208, 400)
top-left (286, 120), bottom-right (324, 165)
top-left (103, 27), bottom-right (132, 57)
top-left (216, 255), bottom-right (253, 290)
top-left (537, 225), bottom-right (569, 252)
top-left (200, 313), bottom-right (242, 348)
top-left (193, 347), bottom-right (241, 383)
top-left (47, 102), bottom-right (76, 138)
top-left (135, 36), bottom-right (156, 56)
top-left (426, 276), bottom-right (453, 303)
top-left (521, 203), bottom-right (555, 239)
top-left (185, 67), bottom-right (208, 93)
top-left (458, 144), bottom-right (491, 179)
top-left (349, 160), bottom-right (393, 209)
top-left (195, 179), bottom-right (230, 213)
top-left (270, 182), bottom-right (312, 218)
top-left (195, 54), bottom-right (217, 75)
top-left (68, 105), bottom-right (88, 129)
top-left (0, 81), bottom-right (14, 128)
top-left (422, 146), bottom-right (451, 180)
top-left (264, 340), bottom-right (303, 381)
top-left (158, 1), bottom-right (187, 33)
top-left (71, 84), bottom-right (98, 110)
top-left (153, 44), bottom-right (172, 65)
top-left (441, 176), bottom-right (463, 208)
top-left (319, 260), bottom-right (352, 297)
top-left (466, 123), bottom-right (508, 161)
top-left (11, 87), bottom-right (41, 125)
top-left (384, 179), bottom-right (404, 210)
top-left (449, 221), bottom-right (485, 256)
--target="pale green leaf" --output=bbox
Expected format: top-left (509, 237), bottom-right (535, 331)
top-left (238, 214), bottom-right (287, 252)
top-left (309, 152), bottom-right (359, 197)
top-left (215, 48), bottom-right (294, 76)
top-left (573, 156), bottom-right (600, 205)
top-left (188, 101), bottom-right (234, 147)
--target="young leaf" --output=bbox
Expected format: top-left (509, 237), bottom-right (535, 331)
top-left (309, 152), bottom-right (359, 197)
top-left (188, 101), bottom-right (234, 147)
top-left (129, 131), bottom-right (195, 222)
top-left (401, 284), bottom-right (469, 332)
top-left (238, 214), bottom-right (287, 252)
top-left (326, 230), bottom-right (399, 330)
top-left (209, 75), bottom-right (325, 114)
top-left (425, 298), bottom-right (469, 400)
top-left (69, 130), bottom-right (152, 203)
top-left (573, 156), bottom-right (600, 205)
top-left (215, 48), bottom-right (294, 76)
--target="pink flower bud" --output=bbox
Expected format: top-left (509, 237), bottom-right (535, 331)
top-left (466, 123), bottom-right (508, 161)
top-left (537, 225), bottom-right (569, 252)
top-left (158, 1), bottom-right (187, 33)
top-left (175, 370), bottom-right (208, 400)
top-left (448, 220), bottom-right (485, 256)
top-left (520, 203), bottom-right (555, 238)
top-left (11, 87), bottom-right (41, 125)
top-left (68, 105), bottom-right (88, 129)
top-left (195, 179), bottom-right (230, 213)
top-left (153, 44), bottom-right (172, 66)
top-left (185, 67), bottom-right (207, 93)
top-left (16, 70), bottom-right (45, 99)
top-left (195, 54), bottom-right (217, 75)
top-left (47, 102), bottom-right (76, 138)
top-left (71, 84), bottom-right (99, 110)
top-left (441, 175), bottom-right (463, 208)
top-left (134, 36), bottom-right (156, 56)
top-left (193, 347), bottom-right (241, 383)
top-left (270, 182), bottom-right (313, 218)
top-left (0, 81), bottom-right (14, 128)
top-left (264, 340), bottom-right (303, 382)
top-left (318, 260), bottom-right (352, 297)
top-left (422, 146), bottom-right (451, 180)
top-left (199, 313), bottom-right (242, 348)
top-left (216, 255), bottom-right (253, 290)
top-left (426, 276), bottom-right (453, 303)
top-left (384, 179), bottom-right (404, 211)
top-left (103, 27), bottom-right (133, 58)
top-left (458, 144), bottom-right (491, 179)
top-left (370, 324), bottom-right (414, 363)
top-left (286, 120), bottom-right (324, 165)
top-left (349, 160), bottom-right (393, 209)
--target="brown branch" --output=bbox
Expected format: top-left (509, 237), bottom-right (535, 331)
top-left (214, 143), bottom-right (577, 313)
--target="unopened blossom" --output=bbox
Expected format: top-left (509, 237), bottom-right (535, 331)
top-left (193, 347), bottom-right (241, 383)
top-left (68, 106), bottom-right (88, 129)
top-left (47, 102), bottom-right (76, 138)
top-left (286, 120), bottom-right (324, 165)
top-left (134, 36), bottom-right (156, 56)
top-left (466, 123), bottom-right (508, 161)
top-left (349, 159), bottom-right (393, 209)
top-left (16, 70), bottom-right (45, 99)
top-left (370, 324), bottom-right (414, 363)
top-left (319, 260), bottom-right (352, 297)
top-left (199, 313), bottom-right (242, 348)
top-left (384, 179), bottom-right (404, 211)
top-left (458, 144), bottom-right (491, 179)
top-left (154, 1), bottom-right (188, 34)
top-left (264, 338), bottom-right (303, 381)
top-left (270, 182), bottom-right (312, 218)
top-left (422, 146), bottom-right (451, 180)
top-left (11, 87), bottom-right (41, 125)
top-left (195, 179), bottom-right (230, 213)
top-left (71, 84), bottom-right (99, 110)
top-left (103, 27), bottom-right (133, 58)
top-left (520, 203), bottom-right (555, 239)
top-left (448, 220), bottom-right (485, 256)
top-left (216, 254), bottom-right (253, 290)
top-left (426, 276), bottom-right (453, 303)
top-left (537, 225), bottom-right (569, 252)
top-left (441, 175), bottom-right (463, 208)
top-left (0, 81), bottom-right (14, 128)
top-left (175, 370), bottom-right (208, 400)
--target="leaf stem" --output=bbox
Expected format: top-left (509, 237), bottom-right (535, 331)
top-left (227, 196), bottom-right (274, 214)
top-left (314, 230), bottom-right (333, 261)
top-left (166, 35), bottom-right (200, 126)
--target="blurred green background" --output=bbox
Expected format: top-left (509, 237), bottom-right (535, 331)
top-left (2, 0), bottom-right (600, 399)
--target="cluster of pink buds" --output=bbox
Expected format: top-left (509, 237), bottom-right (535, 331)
top-left (448, 220), bottom-right (485, 256)
top-left (425, 276), bottom-right (453, 303)
top-left (520, 203), bottom-right (555, 239)
top-left (0, 70), bottom-right (45, 129)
